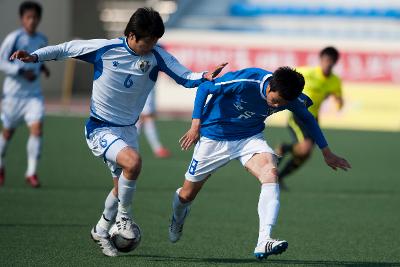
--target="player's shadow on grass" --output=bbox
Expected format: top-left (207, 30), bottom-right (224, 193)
top-left (127, 254), bottom-right (399, 266)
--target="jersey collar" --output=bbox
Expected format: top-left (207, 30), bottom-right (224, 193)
top-left (122, 37), bottom-right (139, 56)
top-left (259, 74), bottom-right (273, 100)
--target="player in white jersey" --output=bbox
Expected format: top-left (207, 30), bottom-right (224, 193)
top-left (12, 8), bottom-right (226, 257)
top-left (0, 1), bottom-right (49, 188)
top-left (136, 84), bottom-right (171, 158)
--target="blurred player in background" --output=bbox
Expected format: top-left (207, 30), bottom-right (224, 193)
top-left (136, 87), bottom-right (171, 158)
top-left (0, 1), bottom-right (49, 188)
top-left (276, 47), bottom-right (343, 189)
top-left (12, 7), bottom-right (226, 257)
top-left (169, 67), bottom-right (350, 260)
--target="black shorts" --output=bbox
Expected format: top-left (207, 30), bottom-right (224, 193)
top-left (287, 114), bottom-right (317, 143)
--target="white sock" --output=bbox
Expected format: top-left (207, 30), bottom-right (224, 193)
top-left (257, 183), bottom-right (280, 246)
top-left (96, 190), bottom-right (118, 236)
top-left (143, 120), bottom-right (162, 152)
top-left (26, 135), bottom-right (41, 176)
top-left (117, 173), bottom-right (136, 218)
top-left (0, 135), bottom-right (9, 168)
top-left (172, 188), bottom-right (191, 223)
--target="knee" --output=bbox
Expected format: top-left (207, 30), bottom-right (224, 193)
top-left (29, 124), bottom-right (43, 137)
top-left (122, 153), bottom-right (142, 179)
top-left (30, 129), bottom-right (42, 137)
top-left (259, 166), bottom-right (279, 184)
top-left (294, 141), bottom-right (313, 160)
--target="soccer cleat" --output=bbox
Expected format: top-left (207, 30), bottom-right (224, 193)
top-left (0, 168), bottom-right (4, 187)
top-left (91, 226), bottom-right (118, 257)
top-left (254, 238), bottom-right (288, 260)
top-left (168, 207), bottom-right (189, 243)
top-left (115, 216), bottom-right (136, 239)
top-left (26, 174), bottom-right (40, 188)
top-left (154, 147), bottom-right (171, 158)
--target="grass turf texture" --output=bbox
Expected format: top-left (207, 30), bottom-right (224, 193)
top-left (0, 116), bottom-right (399, 266)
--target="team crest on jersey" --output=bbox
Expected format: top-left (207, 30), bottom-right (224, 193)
top-left (100, 139), bottom-right (108, 148)
top-left (112, 61), bottom-right (119, 68)
top-left (138, 60), bottom-right (151, 73)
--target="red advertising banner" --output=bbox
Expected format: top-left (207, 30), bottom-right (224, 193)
top-left (164, 43), bottom-right (400, 83)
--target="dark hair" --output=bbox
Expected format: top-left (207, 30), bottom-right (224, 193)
top-left (320, 46), bottom-right (340, 62)
top-left (19, 1), bottom-right (42, 18)
top-left (124, 8), bottom-right (165, 40)
top-left (269, 66), bottom-right (305, 101)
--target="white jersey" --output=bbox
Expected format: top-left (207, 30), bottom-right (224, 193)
top-left (0, 28), bottom-right (47, 98)
top-left (33, 37), bottom-right (205, 125)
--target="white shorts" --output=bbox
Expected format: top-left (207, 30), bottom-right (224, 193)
top-left (1, 97), bottom-right (44, 129)
top-left (85, 124), bottom-right (139, 177)
top-left (141, 88), bottom-right (156, 115)
top-left (185, 133), bottom-right (276, 182)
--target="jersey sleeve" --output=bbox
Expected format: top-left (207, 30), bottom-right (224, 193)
top-left (192, 81), bottom-right (222, 119)
top-left (0, 33), bottom-right (21, 76)
top-left (287, 94), bottom-right (328, 149)
top-left (152, 46), bottom-right (206, 88)
top-left (32, 39), bottom-right (117, 63)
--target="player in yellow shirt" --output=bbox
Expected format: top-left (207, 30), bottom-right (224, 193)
top-left (276, 47), bottom-right (343, 189)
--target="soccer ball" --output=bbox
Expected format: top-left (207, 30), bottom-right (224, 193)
top-left (109, 222), bottom-right (141, 253)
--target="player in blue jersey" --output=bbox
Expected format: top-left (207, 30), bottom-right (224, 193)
top-left (12, 8), bottom-right (226, 256)
top-left (0, 1), bottom-right (49, 188)
top-left (168, 67), bottom-right (351, 260)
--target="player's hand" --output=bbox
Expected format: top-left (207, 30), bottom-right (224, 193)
top-left (10, 50), bottom-right (38, 63)
top-left (21, 69), bottom-right (37, 82)
top-left (179, 119), bottom-right (201, 150)
top-left (204, 62), bottom-right (228, 81)
top-left (322, 147), bottom-right (351, 171)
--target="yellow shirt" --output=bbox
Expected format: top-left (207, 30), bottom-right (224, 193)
top-left (297, 66), bottom-right (342, 118)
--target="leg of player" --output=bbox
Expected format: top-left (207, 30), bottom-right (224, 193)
top-left (169, 176), bottom-right (209, 243)
top-left (278, 138), bottom-right (314, 182)
top-left (244, 153), bottom-right (288, 260)
top-left (95, 178), bottom-right (119, 237)
top-left (26, 121), bottom-right (42, 188)
top-left (91, 178), bottom-right (119, 257)
top-left (0, 128), bottom-right (15, 186)
top-left (141, 114), bottom-right (171, 158)
top-left (115, 147), bottom-right (142, 239)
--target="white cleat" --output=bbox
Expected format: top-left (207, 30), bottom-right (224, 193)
top-left (115, 216), bottom-right (136, 239)
top-left (90, 227), bottom-right (118, 257)
top-left (254, 238), bottom-right (288, 260)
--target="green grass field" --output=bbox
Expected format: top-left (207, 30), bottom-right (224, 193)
top-left (0, 116), bottom-right (399, 266)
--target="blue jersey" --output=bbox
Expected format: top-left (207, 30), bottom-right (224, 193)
top-left (0, 28), bottom-right (47, 98)
top-left (192, 68), bottom-right (328, 149)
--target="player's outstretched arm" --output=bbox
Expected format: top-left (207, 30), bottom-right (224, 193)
top-left (179, 119), bottom-right (200, 150)
top-left (289, 96), bottom-right (351, 171)
top-left (153, 46), bottom-right (227, 88)
top-left (321, 147), bottom-right (351, 171)
top-left (12, 39), bottom-right (115, 64)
